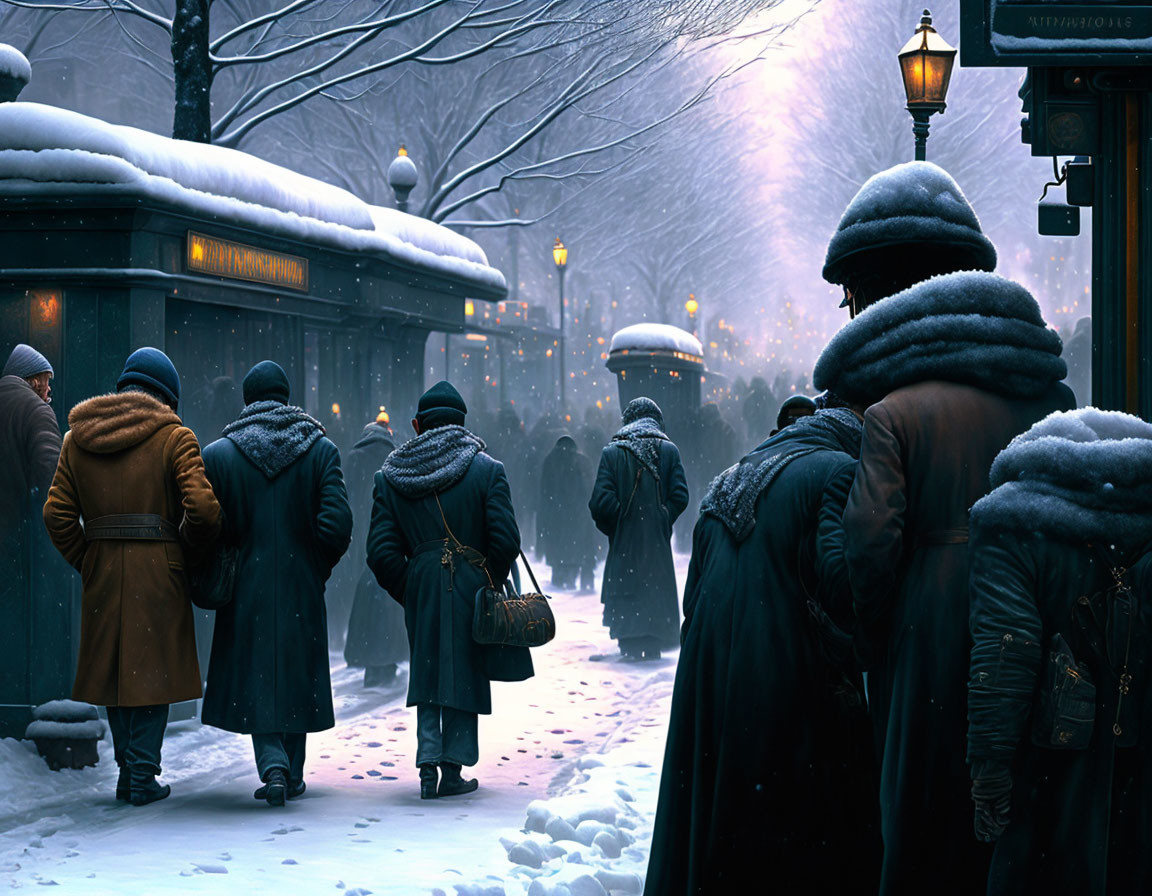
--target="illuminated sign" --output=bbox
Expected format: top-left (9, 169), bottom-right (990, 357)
top-left (186, 232), bottom-right (308, 292)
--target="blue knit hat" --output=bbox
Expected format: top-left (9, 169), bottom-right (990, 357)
top-left (242, 360), bottom-right (290, 405)
top-left (116, 347), bottom-right (180, 407)
top-left (3, 343), bottom-right (52, 379)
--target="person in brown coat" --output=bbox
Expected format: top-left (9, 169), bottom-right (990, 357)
top-left (43, 347), bottom-right (220, 806)
top-left (815, 162), bottom-right (1075, 895)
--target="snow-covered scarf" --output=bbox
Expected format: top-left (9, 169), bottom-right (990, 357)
top-left (224, 400), bottom-right (324, 479)
top-left (611, 416), bottom-right (669, 480)
top-left (971, 408), bottom-right (1152, 550)
top-left (701, 408), bottom-right (863, 542)
top-left (381, 424), bottom-right (486, 499)
top-left (814, 271), bottom-right (1067, 408)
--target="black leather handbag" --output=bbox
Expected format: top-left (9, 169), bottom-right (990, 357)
top-left (473, 552), bottom-right (556, 648)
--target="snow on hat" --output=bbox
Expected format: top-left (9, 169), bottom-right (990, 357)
top-left (3, 343), bottom-right (52, 379)
top-left (622, 396), bottom-right (664, 428)
top-left (822, 161), bottom-right (997, 285)
top-left (116, 347), bottom-right (180, 406)
top-left (242, 360), bottom-right (290, 405)
top-left (417, 380), bottom-right (467, 429)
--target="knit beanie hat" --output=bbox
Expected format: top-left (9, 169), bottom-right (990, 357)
top-left (3, 343), bottom-right (52, 379)
top-left (822, 161), bottom-right (997, 286)
top-left (622, 396), bottom-right (664, 429)
top-left (416, 380), bottom-right (467, 430)
top-left (116, 347), bottom-right (180, 407)
top-left (242, 360), bottom-right (290, 405)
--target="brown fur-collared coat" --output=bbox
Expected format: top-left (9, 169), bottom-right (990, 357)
top-left (43, 391), bottom-right (221, 707)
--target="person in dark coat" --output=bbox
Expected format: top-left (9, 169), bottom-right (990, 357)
top-left (43, 347), bottom-right (221, 805)
top-left (816, 162), bottom-right (1075, 896)
top-left (772, 394), bottom-right (817, 435)
top-left (342, 415), bottom-right (409, 687)
top-left (538, 435), bottom-right (598, 591)
top-left (589, 397), bottom-right (689, 660)
top-left (645, 402), bottom-right (880, 895)
top-left (201, 360), bottom-right (352, 806)
top-left (366, 381), bottom-right (531, 799)
top-left (0, 343), bottom-right (60, 543)
top-left (967, 408), bottom-right (1152, 896)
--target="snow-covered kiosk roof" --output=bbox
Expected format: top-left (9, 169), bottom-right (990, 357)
top-left (607, 323), bottom-right (704, 373)
top-left (0, 102), bottom-right (506, 300)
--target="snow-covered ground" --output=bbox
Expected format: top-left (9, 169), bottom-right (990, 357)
top-left (0, 555), bottom-right (687, 895)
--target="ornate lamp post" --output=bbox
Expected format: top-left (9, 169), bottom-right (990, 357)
top-left (898, 10), bottom-right (957, 161)
top-left (388, 146), bottom-right (418, 213)
top-left (553, 238), bottom-right (568, 409)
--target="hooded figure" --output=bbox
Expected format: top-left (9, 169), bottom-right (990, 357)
top-left (816, 175), bottom-right (1075, 895)
top-left (201, 360), bottom-right (352, 806)
top-left (366, 381), bottom-right (531, 800)
top-left (538, 435), bottom-right (598, 591)
top-left (342, 418), bottom-right (409, 686)
top-left (645, 405), bottom-right (880, 895)
top-left (43, 347), bottom-right (220, 806)
top-left (968, 409), bottom-right (1152, 896)
top-left (589, 397), bottom-right (689, 660)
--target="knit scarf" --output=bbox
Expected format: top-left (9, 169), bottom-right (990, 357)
top-left (224, 401), bottom-right (324, 479)
top-left (971, 407), bottom-right (1152, 550)
top-left (381, 424), bottom-right (486, 498)
top-left (701, 408), bottom-right (863, 542)
top-left (610, 416), bottom-right (669, 480)
top-left (813, 271), bottom-right (1067, 408)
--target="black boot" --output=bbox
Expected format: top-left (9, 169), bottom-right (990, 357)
top-left (263, 768), bottom-right (287, 807)
top-left (129, 766), bottom-right (171, 806)
top-left (254, 778), bottom-right (306, 801)
top-left (419, 763), bottom-right (439, 800)
top-left (438, 762), bottom-right (478, 797)
top-left (116, 764), bottom-right (129, 802)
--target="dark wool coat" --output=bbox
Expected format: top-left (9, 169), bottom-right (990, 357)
top-left (538, 438), bottom-right (598, 575)
top-left (645, 419), bottom-right (880, 896)
top-left (843, 380), bottom-right (1072, 895)
top-left (43, 391), bottom-right (221, 706)
top-left (589, 438), bottom-right (689, 646)
top-left (968, 530), bottom-right (1152, 896)
top-left (0, 374), bottom-right (61, 542)
top-left (367, 432), bottom-right (529, 715)
top-left (342, 424), bottom-right (408, 669)
top-left (201, 406), bottom-right (352, 734)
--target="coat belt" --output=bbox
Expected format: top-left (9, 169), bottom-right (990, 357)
top-left (84, 514), bottom-right (180, 542)
top-left (916, 526), bottom-right (969, 547)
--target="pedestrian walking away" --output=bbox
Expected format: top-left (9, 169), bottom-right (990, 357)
top-left (200, 360), bottom-right (353, 807)
top-left (366, 380), bottom-right (532, 800)
top-left (42, 347), bottom-right (221, 806)
top-left (589, 397), bottom-right (689, 661)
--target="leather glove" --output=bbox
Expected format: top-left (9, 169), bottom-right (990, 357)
top-left (971, 760), bottom-right (1013, 843)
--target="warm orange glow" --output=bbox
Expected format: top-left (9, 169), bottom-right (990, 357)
top-left (376, 410), bottom-right (390, 425)
top-left (32, 291), bottom-right (60, 327)
top-left (465, 333), bottom-right (488, 342)
top-left (553, 238), bottom-right (568, 268)
top-left (331, 403), bottom-right (341, 416)
top-left (464, 300), bottom-right (475, 316)
top-left (398, 145), bottom-right (409, 157)
top-left (187, 231), bottom-right (308, 291)
top-left (685, 297), bottom-right (699, 315)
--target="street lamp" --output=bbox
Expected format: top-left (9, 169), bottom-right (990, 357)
top-left (685, 294), bottom-right (699, 333)
top-left (553, 238), bottom-right (568, 409)
top-left (388, 145), bottom-right (418, 213)
top-left (898, 10), bottom-right (957, 161)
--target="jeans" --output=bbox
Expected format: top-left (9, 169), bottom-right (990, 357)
top-left (106, 704), bottom-right (168, 775)
top-left (415, 703), bottom-right (478, 768)
top-left (252, 733), bottom-right (307, 785)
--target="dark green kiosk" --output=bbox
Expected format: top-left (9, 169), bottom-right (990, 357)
top-left (0, 102), bottom-right (507, 737)
top-left (961, 0), bottom-right (1152, 415)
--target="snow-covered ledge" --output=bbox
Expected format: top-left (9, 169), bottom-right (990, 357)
top-left (0, 102), bottom-right (506, 297)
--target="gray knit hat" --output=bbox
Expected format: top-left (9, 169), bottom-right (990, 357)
top-left (822, 161), bottom-right (997, 285)
top-left (3, 344), bottom-right (52, 379)
top-left (622, 397), bottom-right (664, 428)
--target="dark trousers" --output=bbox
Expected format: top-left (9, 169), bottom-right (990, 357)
top-left (416, 703), bottom-right (478, 768)
top-left (252, 733), bottom-right (307, 784)
top-left (106, 705), bottom-right (168, 774)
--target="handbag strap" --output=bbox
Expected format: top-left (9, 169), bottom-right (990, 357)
top-left (518, 550), bottom-right (549, 598)
top-left (432, 493), bottom-right (494, 588)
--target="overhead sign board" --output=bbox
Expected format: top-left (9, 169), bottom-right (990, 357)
top-left (961, 0), bottom-right (1152, 66)
top-left (186, 231), bottom-right (309, 292)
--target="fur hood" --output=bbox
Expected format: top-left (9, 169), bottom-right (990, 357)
top-left (224, 401), bottom-right (325, 479)
top-left (381, 424), bottom-right (486, 499)
top-left (610, 416), bottom-right (669, 479)
top-left (701, 408), bottom-right (862, 542)
top-left (971, 408), bottom-right (1152, 549)
top-left (68, 391), bottom-right (181, 454)
top-left (814, 271), bottom-right (1066, 407)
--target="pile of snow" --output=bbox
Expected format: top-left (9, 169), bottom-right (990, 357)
top-left (609, 324), bottom-right (702, 358)
top-left (25, 700), bottom-right (105, 741)
top-left (0, 44), bottom-right (31, 82)
top-left (0, 103), bottom-right (506, 294)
